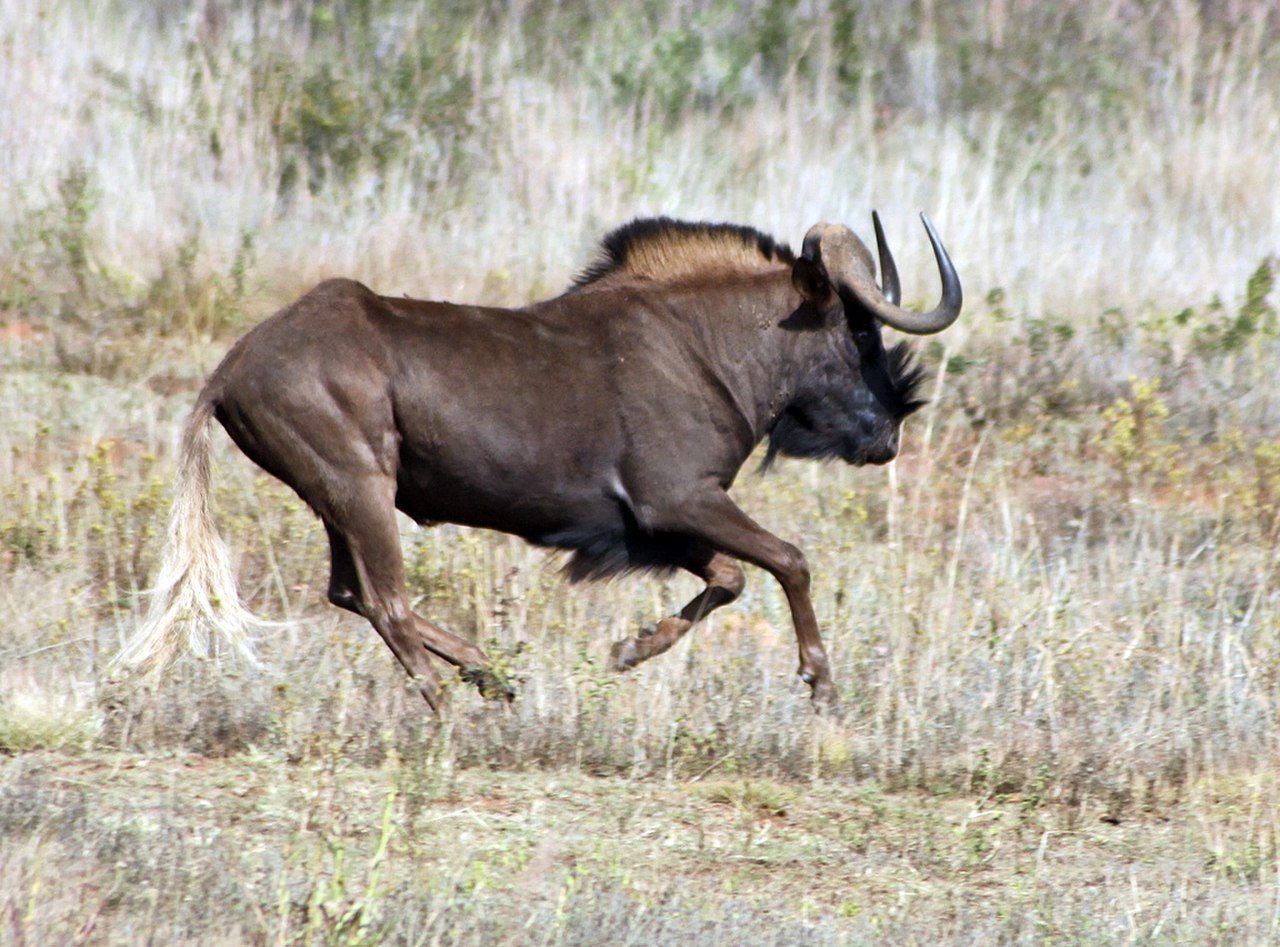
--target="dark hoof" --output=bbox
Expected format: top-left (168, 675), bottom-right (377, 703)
top-left (608, 638), bottom-right (639, 673)
top-left (800, 670), bottom-right (842, 717)
top-left (461, 665), bottom-right (517, 702)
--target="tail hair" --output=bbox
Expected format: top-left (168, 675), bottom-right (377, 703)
top-left (110, 398), bottom-right (262, 676)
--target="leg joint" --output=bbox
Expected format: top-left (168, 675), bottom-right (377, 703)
top-left (775, 542), bottom-right (810, 593)
top-left (326, 579), bottom-right (362, 615)
top-left (703, 554), bottom-right (746, 601)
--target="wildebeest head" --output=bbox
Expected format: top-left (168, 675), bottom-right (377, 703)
top-left (766, 213), bottom-right (962, 467)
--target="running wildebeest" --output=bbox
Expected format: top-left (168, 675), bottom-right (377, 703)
top-left (115, 212), bottom-right (961, 712)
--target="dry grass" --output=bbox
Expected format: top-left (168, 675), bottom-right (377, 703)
top-left (4, 751), bottom-right (1280, 943)
top-left (4, 0), bottom-right (1279, 324)
top-left (4, 0), bottom-right (1280, 942)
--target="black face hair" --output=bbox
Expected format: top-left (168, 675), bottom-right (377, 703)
top-left (887, 341), bottom-right (928, 418)
top-left (761, 341), bottom-right (928, 469)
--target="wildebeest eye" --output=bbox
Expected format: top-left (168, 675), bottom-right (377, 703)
top-left (846, 308), bottom-right (876, 348)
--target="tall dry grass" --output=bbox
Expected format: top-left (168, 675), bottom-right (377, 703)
top-left (3, 0), bottom-right (1278, 324)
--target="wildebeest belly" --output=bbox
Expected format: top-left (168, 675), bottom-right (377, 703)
top-left (392, 440), bottom-right (698, 582)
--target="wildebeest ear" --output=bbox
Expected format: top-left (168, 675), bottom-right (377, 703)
top-left (791, 257), bottom-right (830, 302)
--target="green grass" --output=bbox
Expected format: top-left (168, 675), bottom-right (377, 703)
top-left (3, 750), bottom-right (1279, 943)
top-left (4, 0), bottom-right (1280, 942)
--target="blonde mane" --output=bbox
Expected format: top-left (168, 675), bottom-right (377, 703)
top-left (573, 217), bottom-right (795, 289)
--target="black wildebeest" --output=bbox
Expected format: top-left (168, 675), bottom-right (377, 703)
top-left (114, 212), bottom-right (961, 711)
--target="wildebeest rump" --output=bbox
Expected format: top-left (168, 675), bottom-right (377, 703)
top-left (115, 213), bottom-right (962, 711)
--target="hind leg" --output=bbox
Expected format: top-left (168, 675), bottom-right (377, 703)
top-left (324, 478), bottom-right (513, 709)
top-left (609, 548), bottom-right (745, 672)
top-left (324, 514), bottom-right (452, 710)
top-left (217, 361), bottom-right (510, 707)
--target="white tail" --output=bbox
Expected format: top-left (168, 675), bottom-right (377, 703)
top-left (110, 399), bottom-right (262, 675)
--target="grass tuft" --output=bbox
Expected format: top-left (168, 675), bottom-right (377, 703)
top-left (0, 679), bottom-right (101, 754)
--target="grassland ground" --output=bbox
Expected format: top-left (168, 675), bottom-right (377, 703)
top-left (5, 747), bottom-right (1280, 944)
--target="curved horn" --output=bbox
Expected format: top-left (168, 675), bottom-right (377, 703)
top-left (819, 213), bottom-right (961, 336)
top-left (872, 210), bottom-right (901, 306)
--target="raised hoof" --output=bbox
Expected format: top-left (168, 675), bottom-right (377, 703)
top-left (608, 638), bottom-right (639, 673)
top-left (800, 670), bottom-right (842, 717)
top-left (810, 682), bottom-right (843, 719)
top-left (460, 665), bottom-right (517, 702)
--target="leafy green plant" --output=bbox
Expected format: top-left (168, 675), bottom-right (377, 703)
top-left (1200, 257), bottom-right (1277, 355)
top-left (1095, 376), bottom-right (1181, 496)
top-left (296, 783), bottom-right (399, 946)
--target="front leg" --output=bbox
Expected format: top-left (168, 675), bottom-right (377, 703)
top-left (648, 488), bottom-right (839, 710)
top-left (609, 548), bottom-right (745, 672)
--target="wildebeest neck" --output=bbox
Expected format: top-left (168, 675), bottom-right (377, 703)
top-left (583, 272), bottom-right (820, 477)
